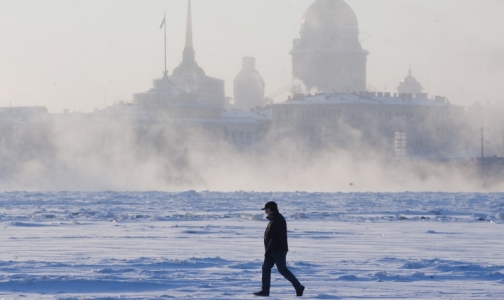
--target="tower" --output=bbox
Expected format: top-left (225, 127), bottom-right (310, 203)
top-left (290, 0), bottom-right (368, 94)
top-left (169, 0), bottom-right (225, 106)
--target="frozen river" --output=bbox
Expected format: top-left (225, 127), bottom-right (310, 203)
top-left (1, 191), bottom-right (503, 299)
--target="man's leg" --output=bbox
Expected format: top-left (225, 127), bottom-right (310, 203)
top-left (261, 254), bottom-right (275, 293)
top-left (270, 251), bottom-right (302, 288)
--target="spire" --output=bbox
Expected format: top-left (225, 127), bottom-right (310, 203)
top-left (172, 0), bottom-right (205, 77)
top-left (185, 0), bottom-right (193, 49)
top-left (182, 0), bottom-right (196, 64)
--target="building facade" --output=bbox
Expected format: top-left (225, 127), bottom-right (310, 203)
top-left (271, 92), bottom-right (466, 158)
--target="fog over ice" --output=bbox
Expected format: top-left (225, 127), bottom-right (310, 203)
top-left (0, 115), bottom-right (500, 192)
top-left (0, 0), bottom-right (503, 192)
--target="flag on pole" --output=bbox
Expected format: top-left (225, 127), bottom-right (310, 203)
top-left (159, 14), bottom-right (166, 29)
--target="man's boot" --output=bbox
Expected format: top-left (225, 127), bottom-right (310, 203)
top-left (253, 290), bottom-right (269, 297)
top-left (296, 285), bottom-right (305, 296)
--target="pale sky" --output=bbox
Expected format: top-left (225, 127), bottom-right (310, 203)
top-left (0, 0), bottom-right (503, 112)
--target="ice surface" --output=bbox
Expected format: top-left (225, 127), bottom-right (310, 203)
top-left (0, 191), bottom-right (503, 299)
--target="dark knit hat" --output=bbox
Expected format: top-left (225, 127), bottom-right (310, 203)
top-left (261, 201), bottom-right (278, 211)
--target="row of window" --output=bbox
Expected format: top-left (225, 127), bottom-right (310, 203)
top-left (275, 108), bottom-right (446, 121)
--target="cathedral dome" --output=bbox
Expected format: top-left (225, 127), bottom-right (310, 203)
top-left (301, 0), bottom-right (358, 31)
top-left (298, 0), bottom-right (361, 50)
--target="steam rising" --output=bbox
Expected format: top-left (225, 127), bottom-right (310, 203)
top-left (1, 0), bottom-right (503, 193)
top-left (0, 112), bottom-right (501, 192)
top-left (291, 78), bottom-right (320, 96)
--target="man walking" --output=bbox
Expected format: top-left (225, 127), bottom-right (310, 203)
top-left (254, 201), bottom-right (305, 297)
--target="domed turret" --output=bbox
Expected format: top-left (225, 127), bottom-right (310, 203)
top-left (397, 68), bottom-right (423, 95)
top-left (233, 57), bottom-right (265, 108)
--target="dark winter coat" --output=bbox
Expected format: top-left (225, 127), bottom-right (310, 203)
top-left (264, 211), bottom-right (289, 253)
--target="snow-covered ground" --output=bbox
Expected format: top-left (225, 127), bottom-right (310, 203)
top-left (1, 191), bottom-right (504, 299)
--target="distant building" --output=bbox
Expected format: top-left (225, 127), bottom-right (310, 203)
top-left (93, 3), bottom-right (268, 149)
top-left (272, 92), bottom-right (465, 158)
top-left (169, 0), bottom-right (225, 106)
top-left (397, 68), bottom-right (424, 95)
top-left (290, 0), bottom-right (368, 94)
top-left (233, 57), bottom-right (265, 108)
top-left (132, 74), bottom-right (222, 119)
top-left (0, 0), bottom-right (481, 162)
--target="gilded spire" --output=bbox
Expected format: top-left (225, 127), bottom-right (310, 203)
top-left (185, 0), bottom-right (193, 49)
top-left (182, 0), bottom-right (195, 64)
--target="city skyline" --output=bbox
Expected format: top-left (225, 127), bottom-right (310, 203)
top-left (0, 0), bottom-right (503, 112)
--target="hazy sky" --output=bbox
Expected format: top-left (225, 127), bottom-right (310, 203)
top-left (0, 0), bottom-right (503, 113)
